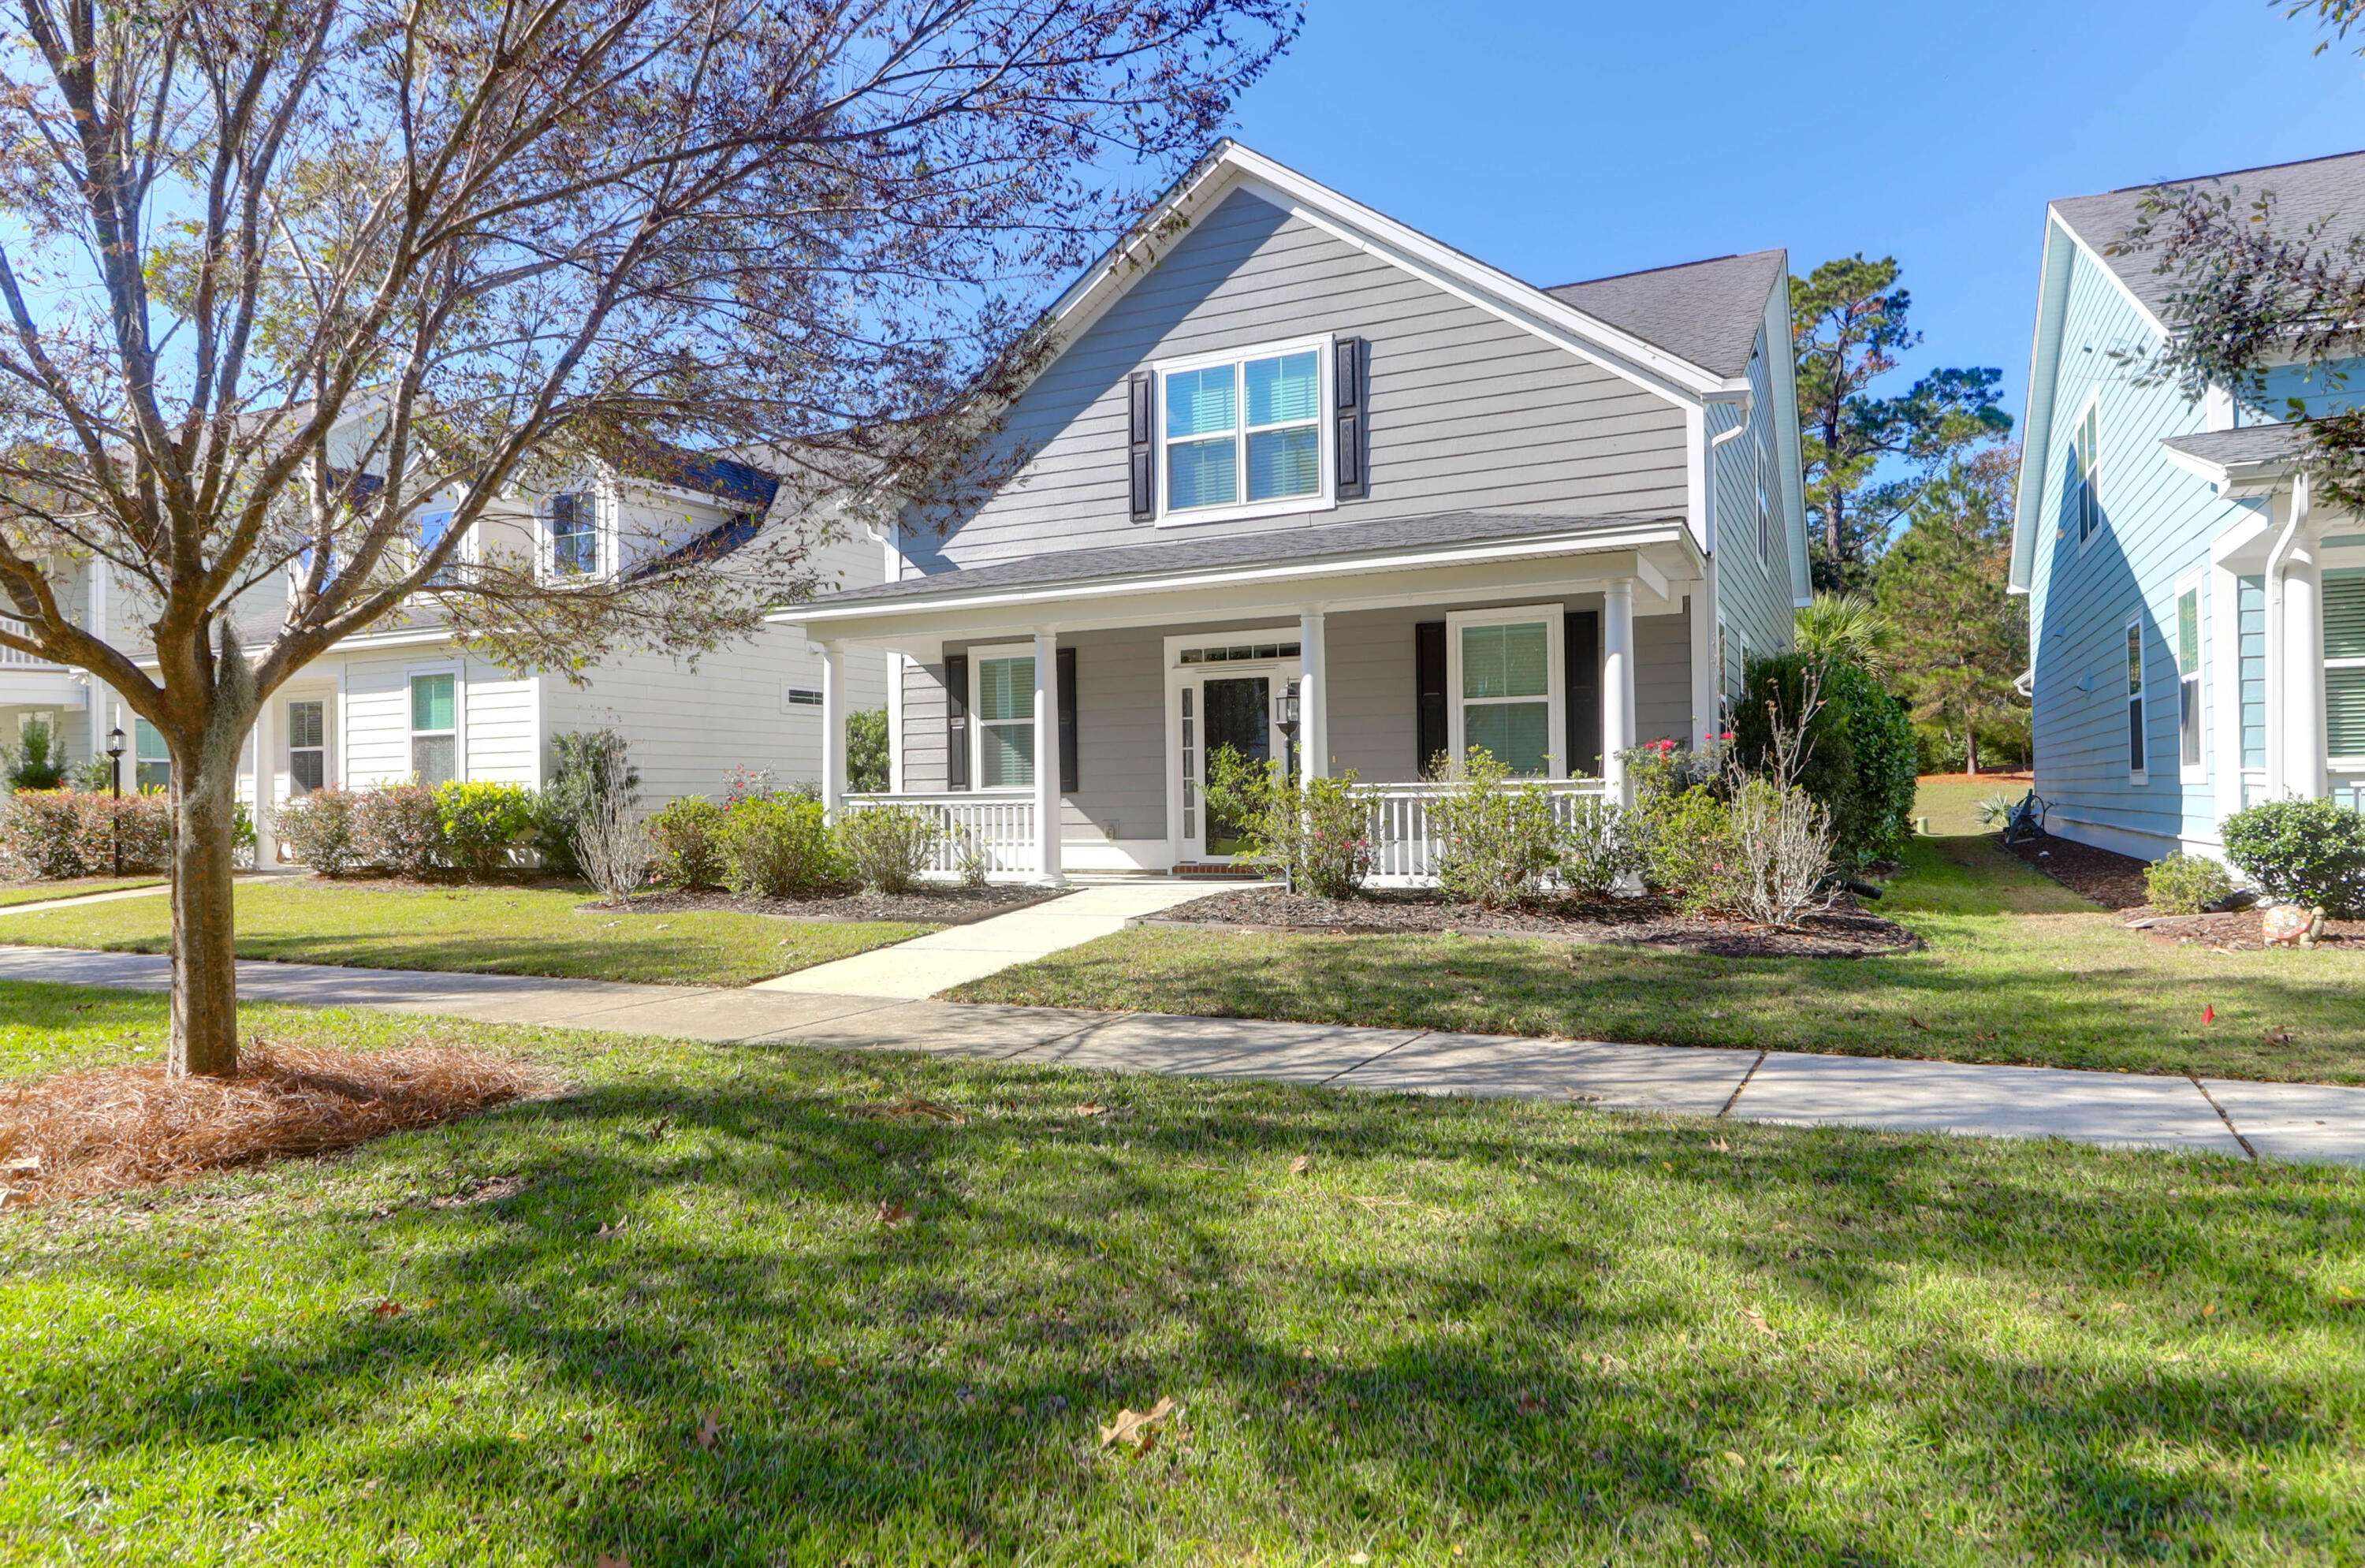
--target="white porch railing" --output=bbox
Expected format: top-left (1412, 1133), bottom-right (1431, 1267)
top-left (1364, 778), bottom-right (1615, 881)
top-left (839, 791), bottom-right (1037, 876)
top-left (2334, 772), bottom-right (2364, 814)
top-left (0, 616), bottom-right (66, 671)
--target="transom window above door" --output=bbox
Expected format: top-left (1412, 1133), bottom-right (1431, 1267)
top-left (1158, 337), bottom-right (1330, 523)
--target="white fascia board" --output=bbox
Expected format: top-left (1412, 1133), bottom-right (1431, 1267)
top-left (2010, 220), bottom-right (2078, 594)
top-left (769, 523), bottom-right (1689, 629)
top-left (2047, 204), bottom-right (2175, 338)
top-left (1759, 270), bottom-right (1814, 608)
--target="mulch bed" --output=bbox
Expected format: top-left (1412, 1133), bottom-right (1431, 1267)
top-left (2126, 908), bottom-right (2365, 951)
top-left (2004, 833), bottom-right (2153, 911)
top-left (607, 883), bottom-right (1066, 926)
top-left (2004, 830), bottom-right (2365, 948)
top-left (1143, 885), bottom-right (1920, 959)
top-left (0, 1042), bottom-right (557, 1208)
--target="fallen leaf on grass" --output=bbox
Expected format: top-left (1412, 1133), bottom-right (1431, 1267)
top-left (875, 1199), bottom-right (911, 1227)
top-left (694, 1413), bottom-right (721, 1451)
top-left (1905, 1016), bottom-right (1932, 1032)
top-left (1740, 1304), bottom-right (1778, 1341)
top-left (595, 1555), bottom-right (632, 1568)
top-left (1098, 1395), bottom-right (1175, 1452)
top-left (852, 1098), bottom-right (965, 1124)
top-left (596, 1217), bottom-right (628, 1238)
top-left (1071, 1101), bottom-right (1110, 1118)
top-left (1288, 1155), bottom-right (1311, 1175)
top-left (370, 1300), bottom-right (404, 1319)
top-left (1706, 1138), bottom-right (1730, 1154)
top-left (2, 1155), bottom-right (39, 1175)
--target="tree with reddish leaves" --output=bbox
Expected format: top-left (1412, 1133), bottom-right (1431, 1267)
top-left (0, 0), bottom-right (1298, 1076)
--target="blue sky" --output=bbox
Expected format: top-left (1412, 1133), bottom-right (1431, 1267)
top-left (1216, 0), bottom-right (2363, 430)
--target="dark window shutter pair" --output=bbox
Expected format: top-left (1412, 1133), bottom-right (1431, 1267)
top-left (1334, 338), bottom-right (1368, 499)
top-left (1127, 372), bottom-right (1156, 520)
top-left (943, 654), bottom-right (970, 790)
top-left (1565, 611), bottom-right (1602, 778)
top-left (1414, 620), bottom-right (1447, 777)
top-left (1056, 646), bottom-right (1078, 793)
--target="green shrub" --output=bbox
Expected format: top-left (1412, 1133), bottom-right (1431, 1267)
top-left (356, 783), bottom-right (447, 877)
top-left (718, 795), bottom-right (848, 899)
top-left (649, 797), bottom-right (728, 888)
top-left (0, 790), bottom-right (172, 878)
top-left (836, 804), bottom-right (938, 895)
top-left (6, 717), bottom-right (66, 791)
top-left (536, 730), bottom-right (638, 875)
top-left (2222, 799), bottom-right (2365, 917)
top-left (69, 756), bottom-right (114, 793)
top-left (1428, 748), bottom-right (1561, 908)
top-left (434, 781), bottom-right (538, 880)
top-left (1203, 748), bottom-right (1375, 899)
top-left (1730, 652), bottom-right (1916, 870)
top-left (2144, 851), bottom-right (2233, 916)
top-left (1559, 796), bottom-right (1641, 898)
top-left (276, 788), bottom-right (364, 877)
top-left (847, 708), bottom-right (890, 793)
top-left (1634, 784), bottom-right (1739, 914)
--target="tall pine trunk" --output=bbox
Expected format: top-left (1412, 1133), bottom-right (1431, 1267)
top-left (1965, 720), bottom-right (1980, 777)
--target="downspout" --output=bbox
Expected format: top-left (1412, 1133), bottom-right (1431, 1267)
top-left (2263, 469), bottom-right (2310, 799)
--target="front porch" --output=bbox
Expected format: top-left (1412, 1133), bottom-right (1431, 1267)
top-left (791, 518), bottom-right (1715, 884)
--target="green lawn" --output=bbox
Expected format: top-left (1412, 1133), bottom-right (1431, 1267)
top-left (955, 829), bottom-right (2365, 1085)
top-left (1914, 773), bottom-right (2033, 836)
top-left (3, 977), bottom-right (2361, 1565)
top-left (0, 880), bottom-right (930, 986)
top-left (0, 876), bottom-right (166, 910)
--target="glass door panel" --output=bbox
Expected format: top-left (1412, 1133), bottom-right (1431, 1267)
top-left (1201, 676), bottom-right (1271, 858)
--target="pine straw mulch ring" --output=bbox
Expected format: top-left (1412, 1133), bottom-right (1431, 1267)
top-left (0, 1041), bottom-right (561, 1208)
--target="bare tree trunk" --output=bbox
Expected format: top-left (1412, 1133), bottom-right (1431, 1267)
top-left (168, 751), bottom-right (244, 1078)
top-left (1965, 717), bottom-right (1980, 778)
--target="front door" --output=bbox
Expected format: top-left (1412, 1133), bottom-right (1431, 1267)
top-left (1201, 675), bottom-right (1272, 858)
top-left (1171, 640), bottom-right (1302, 864)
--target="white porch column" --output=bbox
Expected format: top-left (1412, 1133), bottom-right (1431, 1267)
top-left (251, 698), bottom-right (278, 868)
top-left (1603, 579), bottom-right (1637, 803)
top-left (1033, 629), bottom-right (1062, 883)
top-left (818, 641), bottom-right (847, 813)
top-left (2285, 552), bottom-right (2326, 799)
top-left (1298, 608), bottom-right (1328, 784)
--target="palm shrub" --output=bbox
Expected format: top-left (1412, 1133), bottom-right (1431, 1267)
top-left (434, 781), bottom-right (538, 880)
top-left (276, 788), bottom-right (364, 877)
top-left (537, 729), bottom-right (638, 875)
top-left (1730, 652), bottom-right (1916, 869)
top-left (2144, 851), bottom-right (2233, 916)
top-left (1428, 747), bottom-right (1559, 908)
top-left (2222, 799), bottom-right (2365, 917)
top-left (718, 795), bottom-right (849, 899)
top-left (648, 797), bottom-right (728, 888)
top-left (355, 784), bottom-right (447, 877)
top-left (1792, 591), bottom-right (1894, 674)
top-left (837, 804), bottom-right (938, 895)
top-left (1202, 747), bottom-right (1375, 899)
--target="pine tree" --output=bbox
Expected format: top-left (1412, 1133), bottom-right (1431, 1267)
top-left (1875, 449), bottom-right (2028, 775)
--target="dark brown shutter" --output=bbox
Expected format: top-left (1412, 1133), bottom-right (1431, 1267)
top-left (943, 654), bottom-right (970, 791)
top-left (1334, 337), bottom-right (1367, 499)
top-left (1056, 646), bottom-right (1078, 794)
top-left (1415, 620), bottom-right (1447, 777)
top-left (1127, 371), bottom-right (1156, 520)
top-left (1565, 611), bottom-right (1602, 778)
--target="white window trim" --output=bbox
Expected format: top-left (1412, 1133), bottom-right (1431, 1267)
top-left (2174, 573), bottom-right (2207, 784)
top-left (967, 641), bottom-right (1038, 793)
top-left (1755, 428), bottom-right (1773, 570)
top-left (536, 485), bottom-right (616, 584)
top-left (406, 661), bottom-right (466, 784)
top-left (408, 498), bottom-right (476, 583)
top-left (1444, 604), bottom-right (1566, 779)
top-left (2124, 614), bottom-right (2147, 786)
top-left (1152, 333), bottom-right (1335, 529)
top-left (285, 694), bottom-right (333, 798)
top-left (2073, 392), bottom-right (2104, 553)
top-left (2329, 566), bottom-right (2365, 769)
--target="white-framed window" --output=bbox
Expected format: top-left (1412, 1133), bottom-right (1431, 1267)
top-left (287, 699), bottom-right (327, 796)
top-left (539, 490), bottom-right (604, 579)
top-left (1446, 605), bottom-right (1563, 778)
top-left (784, 686), bottom-right (824, 709)
top-left (970, 645), bottom-right (1037, 789)
top-left (2125, 615), bottom-right (2147, 784)
top-left (2174, 576), bottom-right (2205, 781)
top-left (408, 669), bottom-right (459, 786)
top-left (1756, 429), bottom-right (1773, 568)
top-left (413, 503), bottom-right (467, 585)
top-left (2327, 568), bottom-right (2365, 766)
top-left (1156, 335), bottom-right (1331, 526)
top-left (133, 717), bottom-right (169, 791)
top-left (2073, 395), bottom-right (2103, 547)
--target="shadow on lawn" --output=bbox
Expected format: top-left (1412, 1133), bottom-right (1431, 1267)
top-left (21, 1041), bottom-right (2363, 1563)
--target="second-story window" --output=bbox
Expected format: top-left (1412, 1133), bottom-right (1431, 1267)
top-left (1160, 341), bottom-right (1325, 518)
top-left (543, 492), bottom-right (601, 578)
top-left (2074, 400), bottom-right (2102, 545)
top-left (415, 505), bottom-right (462, 584)
top-left (1756, 430), bottom-right (1773, 567)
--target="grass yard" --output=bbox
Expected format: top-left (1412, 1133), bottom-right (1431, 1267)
top-left (1914, 772), bottom-right (2033, 836)
top-left (0, 876), bottom-right (165, 910)
top-left (955, 818), bottom-right (2365, 1086)
top-left (3, 977), bottom-right (2362, 1564)
top-left (0, 880), bottom-right (930, 986)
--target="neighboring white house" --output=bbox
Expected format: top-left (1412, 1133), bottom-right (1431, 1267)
top-left (9, 445), bottom-right (885, 862)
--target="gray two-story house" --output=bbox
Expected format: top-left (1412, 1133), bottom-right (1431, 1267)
top-left (783, 141), bottom-right (1808, 880)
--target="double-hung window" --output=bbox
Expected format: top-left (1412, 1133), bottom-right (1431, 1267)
top-left (409, 672), bottom-right (458, 786)
top-left (2073, 398), bottom-right (2102, 546)
top-left (287, 700), bottom-right (327, 795)
top-left (415, 505), bottom-right (463, 584)
top-left (1448, 607), bottom-right (1562, 777)
top-left (973, 650), bottom-right (1036, 788)
top-left (134, 717), bottom-right (169, 791)
top-left (1160, 339), bottom-right (1327, 520)
top-left (2175, 580), bottom-right (2204, 779)
top-left (543, 492), bottom-right (601, 578)
top-left (2125, 616), bottom-right (2147, 783)
top-left (2328, 569), bottom-right (2365, 767)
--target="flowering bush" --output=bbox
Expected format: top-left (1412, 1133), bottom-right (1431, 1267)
top-left (434, 780), bottom-right (538, 879)
top-left (0, 789), bottom-right (172, 878)
top-left (1559, 795), bottom-right (1641, 897)
top-left (718, 795), bottom-right (850, 898)
top-left (1202, 748), bottom-right (1375, 899)
top-left (276, 788), bottom-right (364, 877)
top-left (355, 784), bottom-right (447, 877)
top-left (1428, 747), bottom-right (1560, 908)
top-left (836, 804), bottom-right (938, 894)
top-left (1633, 783), bottom-right (1738, 914)
top-left (648, 797), bottom-right (728, 888)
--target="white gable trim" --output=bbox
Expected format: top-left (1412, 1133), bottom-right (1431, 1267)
top-left (2047, 204), bottom-right (2175, 339)
top-left (2009, 218), bottom-right (2076, 594)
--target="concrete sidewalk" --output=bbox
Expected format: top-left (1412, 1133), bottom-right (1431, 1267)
top-left (2, 944), bottom-right (2359, 1167)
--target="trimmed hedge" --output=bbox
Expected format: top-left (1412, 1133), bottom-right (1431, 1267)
top-left (2222, 799), bottom-right (2365, 917)
top-left (0, 790), bottom-right (173, 879)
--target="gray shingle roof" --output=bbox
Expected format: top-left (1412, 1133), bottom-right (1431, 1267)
top-left (1544, 249), bottom-right (1785, 380)
top-left (2160, 422), bottom-right (2315, 470)
top-left (2051, 149), bottom-right (2365, 323)
top-left (805, 510), bottom-right (1679, 610)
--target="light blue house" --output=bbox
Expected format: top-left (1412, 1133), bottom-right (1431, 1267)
top-left (2013, 151), bottom-right (2365, 862)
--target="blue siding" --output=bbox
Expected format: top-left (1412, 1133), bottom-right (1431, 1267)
top-left (2239, 573), bottom-right (2265, 769)
top-left (2025, 234), bottom-right (2253, 851)
top-left (2251, 356), bottom-right (2365, 419)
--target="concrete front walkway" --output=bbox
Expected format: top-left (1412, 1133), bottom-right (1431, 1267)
top-left (753, 881), bottom-right (1235, 999)
top-left (6, 944), bottom-right (2361, 1166)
